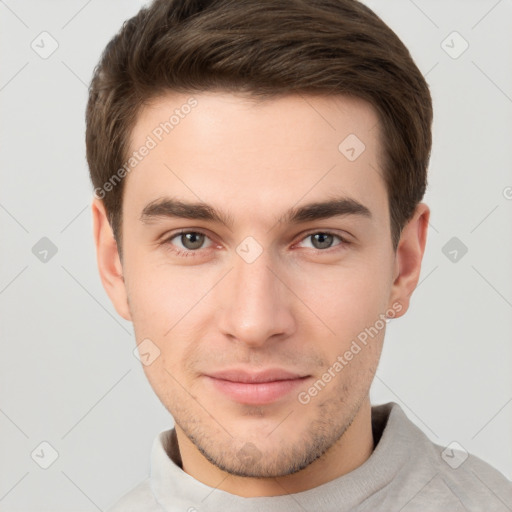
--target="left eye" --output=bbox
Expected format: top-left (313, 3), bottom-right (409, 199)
top-left (297, 232), bottom-right (345, 250)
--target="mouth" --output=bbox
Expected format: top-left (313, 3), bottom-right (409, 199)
top-left (204, 368), bottom-right (311, 405)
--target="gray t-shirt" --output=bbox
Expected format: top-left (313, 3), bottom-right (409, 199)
top-left (107, 402), bottom-right (512, 511)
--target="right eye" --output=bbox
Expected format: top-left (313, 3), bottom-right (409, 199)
top-left (163, 230), bottom-right (214, 257)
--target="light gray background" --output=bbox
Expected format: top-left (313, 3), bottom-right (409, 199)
top-left (1, 0), bottom-right (511, 510)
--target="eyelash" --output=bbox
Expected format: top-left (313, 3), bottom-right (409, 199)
top-left (162, 229), bottom-right (350, 258)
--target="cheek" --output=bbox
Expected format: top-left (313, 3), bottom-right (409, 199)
top-left (124, 241), bottom-right (392, 362)
top-left (124, 257), bottom-right (219, 379)
top-left (124, 254), bottom-right (207, 334)
top-left (289, 257), bottom-right (390, 342)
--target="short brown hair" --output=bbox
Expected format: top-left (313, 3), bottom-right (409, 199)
top-left (86, 0), bottom-right (432, 251)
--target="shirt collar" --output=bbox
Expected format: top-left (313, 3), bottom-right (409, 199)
top-left (149, 402), bottom-right (413, 512)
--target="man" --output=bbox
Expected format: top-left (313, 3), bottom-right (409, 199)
top-left (86, 0), bottom-right (512, 510)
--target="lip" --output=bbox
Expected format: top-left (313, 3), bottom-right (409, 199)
top-left (204, 368), bottom-right (311, 405)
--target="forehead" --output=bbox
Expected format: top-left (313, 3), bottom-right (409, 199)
top-left (123, 91), bottom-right (387, 230)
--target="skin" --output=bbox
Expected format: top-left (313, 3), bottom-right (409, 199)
top-left (92, 92), bottom-right (429, 497)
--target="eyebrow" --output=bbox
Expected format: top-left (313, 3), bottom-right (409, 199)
top-left (140, 196), bottom-right (372, 228)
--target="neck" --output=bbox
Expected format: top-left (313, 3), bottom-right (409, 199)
top-left (173, 396), bottom-right (374, 497)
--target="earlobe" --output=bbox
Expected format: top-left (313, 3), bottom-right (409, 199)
top-left (389, 202), bottom-right (430, 318)
top-left (91, 198), bottom-right (132, 321)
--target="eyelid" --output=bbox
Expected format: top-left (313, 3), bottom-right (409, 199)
top-left (293, 229), bottom-right (351, 249)
top-left (163, 229), bottom-right (216, 251)
top-left (162, 228), bottom-right (351, 258)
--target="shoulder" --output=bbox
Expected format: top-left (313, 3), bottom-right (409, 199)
top-left (105, 478), bottom-right (162, 512)
top-left (424, 439), bottom-right (512, 510)
top-left (376, 402), bottom-right (512, 511)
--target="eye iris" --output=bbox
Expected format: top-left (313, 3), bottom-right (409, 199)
top-left (181, 232), bottom-right (204, 250)
top-left (311, 233), bottom-right (334, 249)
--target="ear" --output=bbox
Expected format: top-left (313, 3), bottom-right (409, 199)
top-left (388, 202), bottom-right (430, 318)
top-left (91, 198), bottom-right (132, 321)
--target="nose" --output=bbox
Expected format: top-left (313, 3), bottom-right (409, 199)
top-left (216, 249), bottom-right (296, 348)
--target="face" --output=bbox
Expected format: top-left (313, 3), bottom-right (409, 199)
top-left (94, 92), bottom-right (429, 485)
